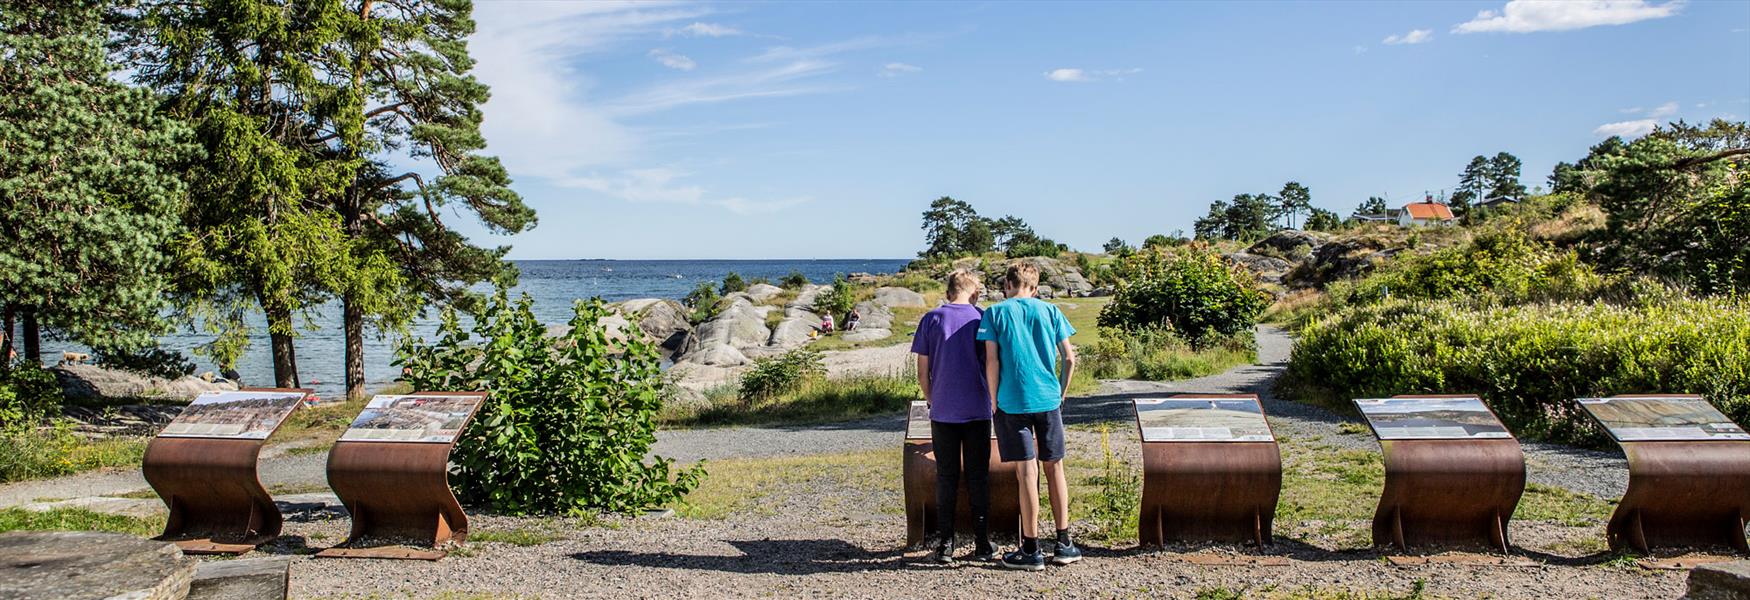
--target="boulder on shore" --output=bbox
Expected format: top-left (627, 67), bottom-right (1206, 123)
top-left (767, 307), bottom-right (822, 348)
top-left (679, 343), bottom-right (750, 367)
top-left (787, 284), bottom-right (826, 311)
top-left (851, 301), bottom-right (895, 331)
top-left (612, 298), bottom-right (693, 354)
top-left (872, 287), bottom-right (926, 308)
top-left (54, 364), bottom-right (237, 403)
top-left (743, 283), bottom-right (783, 303)
top-left (691, 303), bottom-right (771, 349)
top-left (841, 328), bottom-right (893, 343)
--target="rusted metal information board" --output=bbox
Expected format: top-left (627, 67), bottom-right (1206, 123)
top-left (316, 392), bottom-right (485, 560)
top-left (143, 388), bottom-right (310, 554)
top-left (1578, 395), bottom-right (1750, 553)
top-left (1356, 395), bottom-right (1525, 553)
top-left (902, 401), bottom-right (1020, 546)
top-left (1133, 394), bottom-right (1281, 546)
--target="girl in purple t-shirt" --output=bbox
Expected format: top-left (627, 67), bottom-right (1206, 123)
top-left (910, 270), bottom-right (995, 564)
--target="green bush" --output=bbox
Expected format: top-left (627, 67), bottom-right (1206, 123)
top-left (396, 287), bottom-right (704, 515)
top-left (720, 272), bottom-right (747, 294)
top-left (812, 276), bottom-right (856, 319)
top-left (92, 344), bottom-right (196, 380)
top-left (780, 270), bottom-right (810, 289)
top-left (1097, 248), bottom-right (1267, 348)
top-left (885, 271), bottom-right (944, 294)
top-left (0, 362), bottom-right (63, 428)
top-left (1344, 229), bottom-right (1603, 307)
top-left (1083, 327), bottom-right (1255, 381)
top-left (1282, 296), bottom-right (1750, 446)
top-left (683, 281), bottom-right (721, 323)
top-left (0, 422), bottom-right (147, 483)
top-left (739, 348), bottom-right (825, 401)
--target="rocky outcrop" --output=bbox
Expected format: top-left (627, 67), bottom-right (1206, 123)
top-left (54, 364), bottom-right (237, 402)
top-left (787, 284), bottom-right (826, 311)
top-left (1224, 252), bottom-right (1296, 285)
top-left (679, 343), bottom-right (750, 367)
top-left (872, 287), bottom-right (926, 308)
top-left (743, 284), bottom-right (783, 303)
top-left (1246, 229), bottom-right (1327, 259)
top-left (1284, 235), bottom-right (1401, 288)
top-left (693, 303), bottom-right (771, 349)
top-left (767, 307), bottom-right (822, 348)
top-left (851, 301), bottom-right (895, 331)
top-left (946, 256), bottom-right (1094, 297)
top-left (612, 298), bottom-right (693, 355)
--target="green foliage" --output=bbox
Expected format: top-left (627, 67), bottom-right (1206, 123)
top-left (720, 272), bottom-right (747, 294)
top-left (0, 1), bottom-right (197, 350)
top-left (0, 362), bottom-right (63, 429)
top-left (0, 422), bottom-right (147, 483)
top-left (1083, 326), bottom-right (1255, 381)
top-left (1343, 229), bottom-right (1604, 306)
top-left (739, 348), bottom-right (826, 402)
top-left (683, 281), bottom-right (721, 323)
top-left (1098, 248), bottom-right (1268, 348)
top-left (1355, 196), bottom-right (1389, 216)
top-left (0, 507), bottom-right (163, 537)
top-left (91, 344), bottom-right (195, 380)
top-left (396, 287), bottom-right (703, 515)
top-left (1195, 192), bottom-right (1279, 241)
top-left (780, 270), bottom-right (810, 289)
top-left (919, 196), bottom-right (993, 258)
top-left (1277, 181), bottom-right (1312, 229)
top-left (1282, 296), bottom-right (1750, 445)
top-left (1102, 237), bottom-right (1134, 256)
top-left (1305, 208), bottom-right (1342, 231)
top-left (1141, 234), bottom-right (1177, 249)
top-left (672, 374), bottom-right (917, 427)
top-left (813, 276), bottom-right (856, 319)
top-left (1079, 425), bottom-right (1141, 544)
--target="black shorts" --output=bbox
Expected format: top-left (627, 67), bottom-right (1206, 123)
top-left (994, 408), bottom-right (1066, 463)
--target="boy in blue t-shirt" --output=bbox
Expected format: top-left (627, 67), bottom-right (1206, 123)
top-left (977, 262), bottom-right (1081, 571)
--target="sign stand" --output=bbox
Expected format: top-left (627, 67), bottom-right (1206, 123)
top-left (1134, 394), bottom-right (1281, 547)
top-left (1358, 394), bottom-right (1525, 553)
top-left (1577, 394), bottom-right (1750, 554)
top-left (316, 391), bottom-right (485, 560)
top-left (902, 401), bottom-right (1020, 547)
top-left (143, 388), bottom-right (311, 555)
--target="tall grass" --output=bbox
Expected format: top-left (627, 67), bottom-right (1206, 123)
top-left (0, 423), bottom-right (148, 483)
top-left (1082, 326), bottom-right (1256, 382)
top-left (665, 373), bottom-right (919, 427)
top-left (1282, 296), bottom-right (1750, 445)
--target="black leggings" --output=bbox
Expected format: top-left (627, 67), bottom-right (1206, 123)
top-left (931, 419), bottom-right (992, 540)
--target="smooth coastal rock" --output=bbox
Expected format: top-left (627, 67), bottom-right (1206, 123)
top-left (842, 328), bottom-right (893, 343)
top-left (0, 531), bottom-right (194, 600)
top-left (743, 283), bottom-right (784, 302)
top-left (614, 298), bottom-right (694, 354)
top-left (54, 364), bottom-right (237, 403)
top-left (693, 304), bottom-right (771, 349)
top-left (872, 287), bottom-right (926, 308)
top-left (787, 284), bottom-right (826, 311)
top-left (851, 301), bottom-right (895, 331)
top-left (767, 309), bottom-right (822, 348)
top-left (1224, 252), bottom-right (1295, 284)
top-left (681, 343), bottom-right (751, 367)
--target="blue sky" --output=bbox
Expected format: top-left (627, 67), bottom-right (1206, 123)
top-left (459, 0), bottom-right (1749, 260)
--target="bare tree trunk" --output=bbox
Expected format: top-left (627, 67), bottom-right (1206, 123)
top-left (21, 307), bottom-right (41, 364)
top-left (343, 293), bottom-right (365, 399)
top-left (266, 305), bottom-right (300, 389)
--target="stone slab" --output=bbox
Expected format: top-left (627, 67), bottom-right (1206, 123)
top-left (0, 531), bottom-right (193, 600)
top-left (186, 557), bottom-right (290, 600)
top-left (1686, 560), bottom-right (1750, 600)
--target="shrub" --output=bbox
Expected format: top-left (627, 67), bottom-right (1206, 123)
top-left (720, 272), bottom-right (747, 294)
top-left (1282, 296), bottom-right (1750, 446)
top-left (683, 281), bottom-right (721, 323)
top-left (1344, 229), bottom-right (1604, 307)
top-left (812, 276), bottom-right (856, 319)
top-left (1098, 248), bottom-right (1268, 348)
top-left (739, 348), bottom-right (826, 401)
top-left (886, 271), bottom-right (944, 294)
top-left (0, 422), bottom-right (147, 483)
top-left (0, 362), bottom-right (63, 428)
top-left (396, 287), bottom-right (704, 515)
top-left (1083, 327), bottom-right (1255, 381)
top-left (92, 344), bottom-right (196, 380)
top-left (780, 270), bottom-right (810, 289)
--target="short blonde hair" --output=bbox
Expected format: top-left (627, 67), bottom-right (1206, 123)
top-left (1004, 263), bottom-right (1040, 289)
top-left (945, 270), bottom-right (981, 299)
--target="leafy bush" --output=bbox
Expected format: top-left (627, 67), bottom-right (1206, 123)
top-left (1282, 296), bottom-right (1750, 446)
top-left (0, 422), bottom-right (146, 483)
top-left (683, 281), bottom-right (721, 323)
top-left (92, 344), bottom-right (196, 380)
top-left (0, 362), bottom-right (63, 428)
top-left (720, 272), bottom-right (747, 294)
top-left (739, 347), bottom-right (825, 401)
top-left (812, 276), bottom-right (856, 319)
top-left (396, 287), bottom-right (704, 515)
top-left (1082, 327), bottom-right (1255, 381)
top-left (780, 270), bottom-right (810, 289)
top-left (1343, 229), bottom-right (1603, 307)
top-left (1097, 248), bottom-right (1268, 348)
top-left (885, 271), bottom-right (944, 294)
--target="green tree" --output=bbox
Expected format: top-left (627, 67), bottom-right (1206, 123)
top-left (720, 272), bottom-right (747, 294)
top-left (1097, 248), bottom-right (1267, 349)
top-left (989, 214), bottom-right (1041, 255)
top-left (329, 1), bottom-right (534, 398)
top-left (0, 0), bottom-right (197, 361)
top-left (1277, 182), bottom-right (1312, 229)
top-left (918, 196), bottom-right (992, 258)
top-left (1223, 193), bottom-right (1277, 240)
top-left (1192, 200), bottom-right (1228, 240)
top-left (1355, 196), bottom-right (1388, 216)
top-left (1487, 151), bottom-right (1526, 200)
top-left (1102, 237), bottom-right (1134, 256)
top-left (1305, 208), bottom-right (1342, 231)
top-left (1452, 155), bottom-right (1490, 216)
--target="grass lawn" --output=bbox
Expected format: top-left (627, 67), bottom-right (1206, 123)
top-left (0, 426), bottom-right (148, 484)
top-left (0, 507), bottom-right (164, 537)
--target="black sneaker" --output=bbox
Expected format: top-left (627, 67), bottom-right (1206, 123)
top-left (928, 536), bottom-right (956, 565)
top-left (968, 541), bottom-right (999, 562)
top-left (1050, 540), bottom-right (1083, 565)
top-left (1001, 548), bottom-right (1045, 571)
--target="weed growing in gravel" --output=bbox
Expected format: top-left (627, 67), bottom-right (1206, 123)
top-left (1336, 422), bottom-right (1368, 435)
top-left (0, 507), bottom-right (163, 536)
top-left (469, 525), bottom-right (563, 546)
top-left (1513, 483), bottom-right (1613, 527)
top-left (1077, 425), bottom-right (1141, 544)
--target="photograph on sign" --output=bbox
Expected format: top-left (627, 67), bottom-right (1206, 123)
top-left (1134, 397), bottom-right (1272, 442)
top-left (906, 401), bottom-right (931, 440)
top-left (339, 394), bottom-right (484, 443)
top-left (1356, 397), bottom-right (1511, 440)
top-left (158, 390), bottom-right (306, 439)
top-left (1578, 396), bottom-right (1749, 442)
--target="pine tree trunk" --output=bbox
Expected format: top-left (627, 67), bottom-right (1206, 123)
top-left (21, 307), bottom-right (41, 364)
top-left (2, 305), bottom-right (14, 363)
top-left (266, 305), bottom-right (300, 388)
top-left (343, 293), bottom-right (365, 400)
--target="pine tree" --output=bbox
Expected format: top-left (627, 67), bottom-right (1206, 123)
top-left (0, 0), bottom-right (197, 361)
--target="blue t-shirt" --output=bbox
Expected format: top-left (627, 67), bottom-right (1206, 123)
top-left (975, 297), bottom-right (1076, 414)
top-left (909, 303), bottom-right (990, 423)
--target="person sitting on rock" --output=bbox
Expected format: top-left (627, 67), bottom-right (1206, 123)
top-left (846, 309), bottom-right (862, 331)
top-left (819, 313), bottom-right (835, 333)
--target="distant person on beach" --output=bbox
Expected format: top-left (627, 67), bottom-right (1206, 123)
top-left (820, 313), bottom-right (835, 333)
top-left (846, 309), bottom-right (861, 331)
top-left (978, 262), bottom-right (1081, 571)
top-left (911, 270), bottom-right (993, 565)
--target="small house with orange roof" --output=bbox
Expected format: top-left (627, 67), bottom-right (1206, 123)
top-left (1398, 196), bottom-right (1455, 227)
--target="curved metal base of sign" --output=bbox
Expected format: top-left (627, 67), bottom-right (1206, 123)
top-left (143, 436), bottom-right (280, 555)
top-left (1138, 441), bottom-right (1281, 547)
top-left (1372, 438), bottom-right (1525, 553)
top-left (1609, 441), bottom-right (1750, 554)
top-left (315, 441), bottom-right (468, 561)
top-left (902, 441), bottom-right (1021, 547)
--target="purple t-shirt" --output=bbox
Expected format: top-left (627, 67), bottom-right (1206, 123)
top-left (910, 303), bottom-right (991, 423)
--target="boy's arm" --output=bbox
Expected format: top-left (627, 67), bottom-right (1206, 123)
top-left (983, 340), bottom-right (1001, 414)
top-left (1057, 339), bottom-right (1077, 400)
top-left (916, 354), bottom-right (931, 406)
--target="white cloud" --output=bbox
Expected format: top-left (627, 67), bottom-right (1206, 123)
top-left (1044, 67), bottom-right (1142, 83)
top-left (1648, 100), bottom-right (1679, 118)
top-left (670, 22), bottom-right (743, 37)
top-left (1455, 0), bottom-right (1683, 34)
top-left (605, 59), bottom-right (841, 116)
top-left (558, 168), bottom-right (810, 214)
top-left (880, 62), bottom-right (922, 77)
top-left (1382, 29), bottom-right (1434, 44)
top-left (648, 48), bottom-right (697, 70)
top-left (1594, 119), bottom-right (1658, 138)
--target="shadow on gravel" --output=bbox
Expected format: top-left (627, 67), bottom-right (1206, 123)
top-left (571, 539), bottom-right (927, 575)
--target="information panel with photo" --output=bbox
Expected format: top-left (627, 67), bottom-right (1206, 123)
top-left (1577, 396), bottom-right (1750, 442)
top-left (1355, 396), bottom-right (1512, 440)
top-left (1134, 396), bottom-right (1273, 442)
top-left (906, 401), bottom-right (931, 440)
top-left (158, 390), bottom-right (307, 440)
top-left (338, 394), bottom-right (485, 443)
